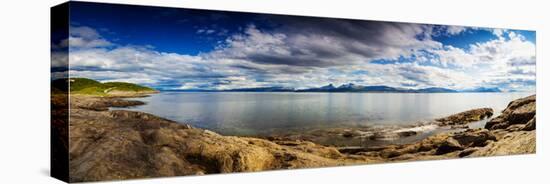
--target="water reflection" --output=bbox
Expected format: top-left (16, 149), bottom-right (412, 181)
top-left (117, 92), bottom-right (531, 136)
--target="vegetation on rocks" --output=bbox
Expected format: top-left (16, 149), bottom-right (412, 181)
top-left (52, 78), bottom-right (158, 96)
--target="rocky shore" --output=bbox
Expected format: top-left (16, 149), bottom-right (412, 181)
top-left (67, 95), bottom-right (377, 182)
top-left (64, 94), bottom-right (536, 182)
top-left (337, 95), bottom-right (535, 161)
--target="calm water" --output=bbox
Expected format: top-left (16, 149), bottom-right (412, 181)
top-left (116, 92), bottom-right (531, 136)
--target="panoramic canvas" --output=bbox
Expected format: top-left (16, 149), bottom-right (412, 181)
top-left (51, 1), bottom-right (536, 183)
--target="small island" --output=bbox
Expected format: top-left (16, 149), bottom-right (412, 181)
top-left (52, 78), bottom-right (536, 182)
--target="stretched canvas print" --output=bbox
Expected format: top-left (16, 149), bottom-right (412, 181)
top-left (51, 1), bottom-right (536, 183)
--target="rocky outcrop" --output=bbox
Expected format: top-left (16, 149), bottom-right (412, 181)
top-left (65, 94), bottom-right (536, 182)
top-left (469, 130), bottom-right (535, 157)
top-left (485, 95), bottom-right (535, 130)
top-left (435, 129), bottom-right (497, 155)
top-left (435, 137), bottom-right (463, 155)
top-left (410, 95), bottom-right (535, 159)
top-left (435, 108), bottom-right (493, 126)
top-left (70, 96), bottom-right (145, 111)
top-left (331, 95), bottom-right (536, 161)
top-left (67, 96), bottom-right (375, 182)
top-left (349, 128), bottom-right (498, 160)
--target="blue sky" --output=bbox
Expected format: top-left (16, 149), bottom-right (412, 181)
top-left (54, 1), bottom-right (536, 92)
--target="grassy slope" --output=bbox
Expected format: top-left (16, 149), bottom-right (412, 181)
top-left (52, 78), bottom-right (157, 96)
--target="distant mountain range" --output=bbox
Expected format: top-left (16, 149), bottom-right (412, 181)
top-left (166, 83), bottom-right (502, 93)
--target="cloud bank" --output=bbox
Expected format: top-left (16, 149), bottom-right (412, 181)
top-left (55, 19), bottom-right (535, 92)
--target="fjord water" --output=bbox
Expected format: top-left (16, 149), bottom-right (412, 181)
top-left (118, 92), bottom-right (531, 136)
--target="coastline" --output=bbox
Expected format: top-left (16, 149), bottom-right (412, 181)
top-left (262, 107), bottom-right (494, 148)
top-left (62, 93), bottom-right (536, 182)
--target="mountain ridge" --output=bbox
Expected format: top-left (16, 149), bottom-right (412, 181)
top-left (168, 83), bottom-right (503, 93)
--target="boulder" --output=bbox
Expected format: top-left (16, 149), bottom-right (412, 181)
top-left (436, 108), bottom-right (493, 126)
top-left (486, 95), bottom-right (536, 130)
top-left (451, 129), bottom-right (497, 147)
top-left (433, 129), bottom-right (496, 155)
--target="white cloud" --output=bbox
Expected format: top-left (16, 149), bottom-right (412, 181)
top-left (64, 26), bottom-right (113, 48)
top-left (445, 26), bottom-right (467, 35)
top-left (491, 28), bottom-right (508, 39)
top-left (63, 24), bottom-right (535, 92)
top-left (416, 30), bottom-right (536, 90)
top-left (71, 26), bottom-right (102, 39)
top-left (67, 36), bottom-right (112, 48)
top-left (430, 45), bottom-right (477, 67)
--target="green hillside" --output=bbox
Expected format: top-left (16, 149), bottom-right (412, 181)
top-left (51, 78), bottom-right (157, 96)
top-left (103, 82), bottom-right (156, 92)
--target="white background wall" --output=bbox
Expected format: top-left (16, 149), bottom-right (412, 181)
top-left (0, 0), bottom-right (547, 183)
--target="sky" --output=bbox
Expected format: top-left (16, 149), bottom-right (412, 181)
top-left (52, 2), bottom-right (536, 92)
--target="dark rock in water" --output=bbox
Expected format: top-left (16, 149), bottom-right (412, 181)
top-left (397, 130), bottom-right (417, 137)
top-left (436, 108), bottom-right (493, 126)
top-left (342, 132), bottom-right (354, 138)
top-left (485, 95), bottom-right (535, 130)
top-left (523, 116), bottom-right (536, 131)
top-left (342, 130), bottom-right (361, 138)
top-left (436, 138), bottom-right (463, 155)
